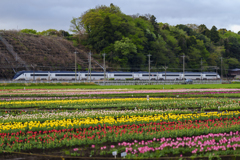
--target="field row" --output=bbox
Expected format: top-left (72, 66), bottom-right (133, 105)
top-left (1, 113), bottom-right (240, 158)
top-left (1, 93), bottom-right (240, 159)
top-left (0, 98), bottom-right (240, 113)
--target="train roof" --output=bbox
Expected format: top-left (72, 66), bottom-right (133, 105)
top-left (229, 68), bottom-right (240, 71)
top-left (14, 71), bottom-right (219, 74)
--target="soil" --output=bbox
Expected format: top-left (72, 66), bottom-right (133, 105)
top-left (0, 31), bottom-right (106, 80)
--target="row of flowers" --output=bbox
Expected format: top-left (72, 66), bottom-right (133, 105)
top-left (1, 118), bottom-right (240, 154)
top-left (0, 96), bottom-right (86, 101)
top-left (0, 97), bottom-right (179, 106)
top-left (0, 111), bottom-right (240, 133)
top-left (1, 109), bottom-right (192, 123)
top-left (2, 88), bottom-right (240, 96)
top-left (95, 131), bottom-right (240, 158)
top-left (1, 98), bottom-right (239, 112)
top-left (172, 91), bottom-right (240, 95)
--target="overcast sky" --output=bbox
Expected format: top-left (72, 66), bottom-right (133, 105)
top-left (1, 0), bottom-right (240, 33)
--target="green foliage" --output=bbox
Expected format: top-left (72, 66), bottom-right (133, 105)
top-left (38, 29), bottom-right (59, 36)
top-left (210, 26), bottom-right (220, 43)
top-left (69, 17), bottom-right (83, 33)
top-left (59, 30), bottom-right (70, 37)
top-left (227, 58), bottom-right (240, 69)
top-left (77, 64), bottom-right (82, 70)
top-left (20, 29), bottom-right (37, 34)
top-left (70, 4), bottom-right (240, 72)
top-left (114, 37), bottom-right (137, 55)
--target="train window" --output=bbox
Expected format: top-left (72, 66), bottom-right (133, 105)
top-left (55, 74), bottom-right (77, 76)
top-left (85, 74), bottom-right (104, 76)
top-left (30, 74), bottom-right (48, 76)
top-left (185, 75), bottom-right (200, 76)
top-left (114, 74), bottom-right (132, 76)
top-left (165, 75), bottom-right (179, 76)
top-left (206, 75), bottom-right (217, 76)
top-left (143, 74), bottom-right (157, 76)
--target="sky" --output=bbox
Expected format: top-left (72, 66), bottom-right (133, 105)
top-left (1, 0), bottom-right (240, 33)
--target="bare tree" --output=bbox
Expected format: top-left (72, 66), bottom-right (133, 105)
top-left (69, 17), bottom-right (85, 35)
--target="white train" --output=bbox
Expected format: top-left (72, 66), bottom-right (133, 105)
top-left (13, 71), bottom-right (220, 81)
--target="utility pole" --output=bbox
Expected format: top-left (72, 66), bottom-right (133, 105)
top-left (201, 58), bottom-right (203, 81)
top-left (181, 54), bottom-right (185, 80)
top-left (220, 57), bottom-right (223, 80)
top-left (147, 54), bottom-right (151, 83)
top-left (162, 65), bottom-right (168, 80)
top-left (89, 51), bottom-right (92, 82)
top-left (103, 53), bottom-right (106, 85)
top-left (74, 51), bottom-right (78, 82)
top-left (31, 64), bottom-right (35, 82)
top-left (215, 66), bottom-right (219, 79)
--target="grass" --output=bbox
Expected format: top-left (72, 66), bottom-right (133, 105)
top-left (0, 83), bottom-right (240, 90)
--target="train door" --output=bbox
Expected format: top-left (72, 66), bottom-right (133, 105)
top-left (106, 73), bottom-right (109, 80)
top-left (180, 74), bottom-right (183, 80)
top-left (78, 72), bottom-right (80, 81)
top-left (81, 73), bottom-right (86, 80)
top-left (48, 72), bottom-right (50, 81)
top-left (108, 74), bottom-right (114, 79)
top-left (133, 73), bottom-right (139, 80)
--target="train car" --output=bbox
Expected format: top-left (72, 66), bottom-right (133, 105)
top-left (202, 72), bottom-right (220, 80)
top-left (13, 71), bottom-right (80, 81)
top-left (182, 72), bottom-right (220, 80)
top-left (13, 71), bottom-right (220, 81)
top-left (13, 71), bottom-right (51, 81)
top-left (163, 72), bottom-right (182, 80)
top-left (136, 72), bottom-right (158, 80)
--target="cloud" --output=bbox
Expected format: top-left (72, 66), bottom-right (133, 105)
top-left (229, 25), bottom-right (240, 33)
top-left (0, 0), bottom-right (240, 32)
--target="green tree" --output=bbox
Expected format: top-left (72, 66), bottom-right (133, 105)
top-left (227, 58), bottom-right (240, 69)
top-left (114, 37), bottom-right (137, 55)
top-left (114, 37), bottom-right (137, 68)
top-left (59, 30), bottom-right (70, 37)
top-left (150, 15), bottom-right (159, 36)
top-left (176, 24), bottom-right (195, 36)
top-left (38, 29), bottom-right (59, 36)
top-left (20, 29), bottom-right (37, 34)
top-left (219, 28), bottom-right (227, 35)
top-left (210, 26), bottom-right (220, 43)
top-left (198, 24), bottom-right (209, 34)
top-left (69, 17), bottom-right (85, 34)
top-left (102, 15), bottom-right (114, 44)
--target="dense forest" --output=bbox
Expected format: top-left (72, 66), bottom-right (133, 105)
top-left (21, 4), bottom-right (240, 75)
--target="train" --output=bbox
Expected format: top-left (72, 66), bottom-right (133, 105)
top-left (13, 71), bottom-right (220, 81)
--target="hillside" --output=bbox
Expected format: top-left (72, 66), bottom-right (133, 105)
top-left (1, 4), bottom-right (240, 80)
top-left (0, 31), bottom-right (105, 80)
top-left (69, 4), bottom-right (240, 76)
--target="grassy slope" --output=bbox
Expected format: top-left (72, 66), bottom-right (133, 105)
top-left (1, 84), bottom-right (240, 90)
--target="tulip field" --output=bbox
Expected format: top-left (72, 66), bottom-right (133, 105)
top-left (1, 88), bottom-right (240, 159)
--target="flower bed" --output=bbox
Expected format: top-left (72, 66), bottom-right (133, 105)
top-left (1, 98), bottom-right (240, 112)
top-left (1, 94), bottom-right (240, 159)
top-left (1, 88), bottom-right (240, 98)
top-left (1, 116), bottom-right (240, 158)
